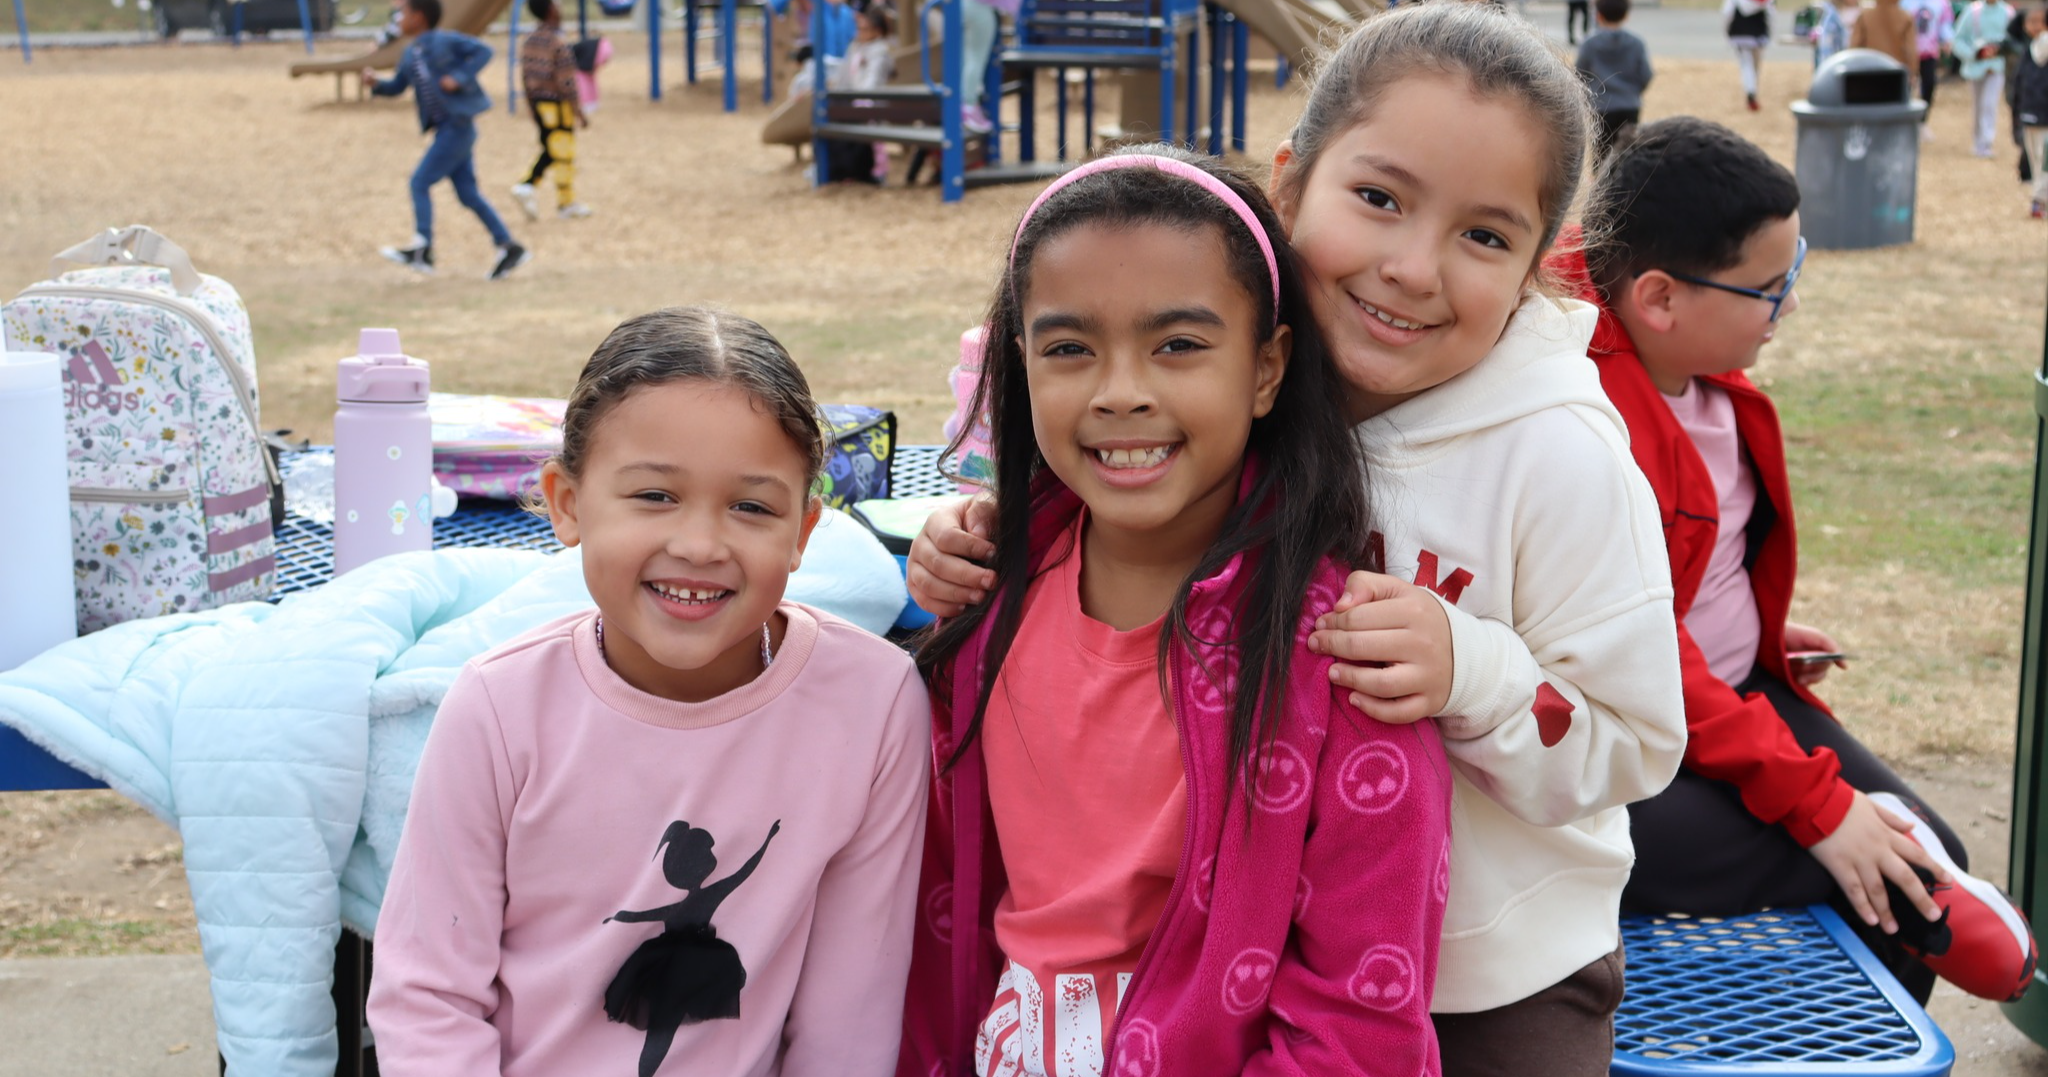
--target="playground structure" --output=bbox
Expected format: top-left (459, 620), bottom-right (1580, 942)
top-left (780, 0), bottom-right (1372, 201)
top-left (288, 0), bottom-right (514, 94)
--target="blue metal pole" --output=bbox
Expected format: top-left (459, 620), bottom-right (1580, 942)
top-left (13, 0), bottom-right (28, 62)
top-left (1230, 15), bottom-right (1245, 152)
top-left (809, 0), bottom-right (828, 185)
top-left (941, 0), bottom-right (962, 202)
top-left (1057, 65), bottom-right (1068, 160)
top-left (1158, 28), bottom-right (1174, 144)
top-left (1206, 5), bottom-right (1222, 156)
top-left (507, 2), bottom-right (520, 114)
top-left (296, 0), bottom-right (314, 53)
top-left (762, 0), bottom-right (773, 102)
top-left (577, 0), bottom-right (587, 39)
top-left (983, 17), bottom-right (1001, 164)
top-left (1181, 21), bottom-right (1195, 149)
top-left (721, 0), bottom-right (736, 110)
top-left (1018, 63), bottom-right (1036, 162)
top-left (231, 0), bottom-right (244, 45)
top-left (1083, 67), bottom-right (1093, 154)
top-left (649, 0), bottom-right (662, 101)
top-left (686, 0), bottom-right (697, 83)
top-left (1274, 54), bottom-right (1286, 89)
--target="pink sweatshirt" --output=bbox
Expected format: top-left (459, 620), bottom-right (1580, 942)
top-left (898, 476), bottom-right (1453, 1077)
top-left (367, 603), bottom-right (930, 1077)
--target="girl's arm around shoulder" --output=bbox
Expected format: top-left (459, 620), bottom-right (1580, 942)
top-left (1243, 687), bottom-right (1450, 1076)
top-left (364, 665), bottom-right (517, 1077)
top-left (1433, 407), bottom-right (1687, 827)
top-left (780, 663), bottom-right (932, 1077)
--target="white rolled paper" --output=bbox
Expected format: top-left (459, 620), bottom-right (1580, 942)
top-left (0, 352), bottom-right (78, 670)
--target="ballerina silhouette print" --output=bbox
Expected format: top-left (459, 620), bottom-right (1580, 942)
top-left (603, 818), bottom-right (780, 1077)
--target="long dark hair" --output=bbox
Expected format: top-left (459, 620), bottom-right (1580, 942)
top-left (917, 145), bottom-right (1372, 800)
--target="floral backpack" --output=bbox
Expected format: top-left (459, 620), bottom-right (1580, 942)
top-left (3, 227), bottom-right (278, 632)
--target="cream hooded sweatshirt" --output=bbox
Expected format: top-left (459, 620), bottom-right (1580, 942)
top-left (1355, 295), bottom-right (1687, 1013)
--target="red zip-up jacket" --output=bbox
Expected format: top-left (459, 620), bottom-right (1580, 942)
top-left (896, 470), bottom-right (1452, 1077)
top-left (1561, 254), bottom-right (1856, 847)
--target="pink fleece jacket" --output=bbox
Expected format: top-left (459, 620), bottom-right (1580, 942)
top-left (898, 477), bottom-right (1453, 1077)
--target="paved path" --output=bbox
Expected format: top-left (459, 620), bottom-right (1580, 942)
top-left (0, 955), bottom-right (217, 1076)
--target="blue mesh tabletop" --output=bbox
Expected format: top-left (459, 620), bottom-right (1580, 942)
top-left (1613, 907), bottom-right (1954, 1076)
top-left (275, 446), bottom-right (960, 596)
top-left (891, 444), bottom-right (963, 499)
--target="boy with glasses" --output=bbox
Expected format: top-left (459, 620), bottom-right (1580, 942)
top-left (1561, 116), bottom-right (2038, 1005)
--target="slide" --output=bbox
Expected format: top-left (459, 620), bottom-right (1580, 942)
top-left (290, 0), bottom-right (513, 78)
top-left (760, 0), bottom-right (1366, 145)
top-left (1209, 0), bottom-right (1365, 65)
top-left (763, 35), bottom-right (932, 146)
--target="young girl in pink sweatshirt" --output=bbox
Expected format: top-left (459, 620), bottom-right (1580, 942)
top-left (897, 147), bottom-right (1453, 1077)
top-left (366, 307), bottom-right (930, 1077)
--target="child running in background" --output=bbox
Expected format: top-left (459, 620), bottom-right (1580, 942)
top-left (364, 0), bottom-right (529, 280)
top-left (1853, 0), bottom-right (1919, 81)
top-left (2017, 4), bottom-right (2048, 215)
top-left (1576, 0), bottom-right (1654, 160)
top-left (1901, 0), bottom-right (1955, 138)
top-left (367, 307), bottom-right (930, 1077)
top-left (907, 7), bottom-right (1687, 1073)
top-left (1957, 0), bottom-right (2020, 157)
top-left (899, 145), bottom-right (1454, 1076)
top-left (1564, 116), bottom-right (2039, 1005)
top-left (1725, 0), bottom-right (1773, 109)
top-left (511, 0), bottom-right (594, 222)
top-left (1812, 0), bottom-right (1851, 69)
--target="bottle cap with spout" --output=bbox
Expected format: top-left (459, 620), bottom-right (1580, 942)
top-left (338, 328), bottom-right (429, 404)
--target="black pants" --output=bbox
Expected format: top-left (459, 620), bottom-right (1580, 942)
top-left (1567, 0), bottom-right (1590, 42)
top-left (1623, 667), bottom-right (1966, 1002)
top-left (1920, 55), bottom-right (1940, 118)
top-left (1596, 109), bottom-right (1640, 161)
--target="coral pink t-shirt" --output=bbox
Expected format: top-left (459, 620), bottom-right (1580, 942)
top-left (1666, 380), bottom-right (1764, 685)
top-left (977, 522), bottom-right (1188, 1077)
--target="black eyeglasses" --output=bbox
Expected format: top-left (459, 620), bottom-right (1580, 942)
top-left (1665, 236), bottom-right (1807, 322)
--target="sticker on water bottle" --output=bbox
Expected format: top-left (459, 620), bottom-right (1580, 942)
top-left (387, 446), bottom-right (403, 460)
top-left (389, 499), bottom-right (410, 535)
top-left (415, 493), bottom-right (433, 530)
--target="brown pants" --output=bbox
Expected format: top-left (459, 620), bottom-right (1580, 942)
top-left (1431, 944), bottom-right (1625, 1077)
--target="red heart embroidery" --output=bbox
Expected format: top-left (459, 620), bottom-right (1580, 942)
top-left (1534, 683), bottom-right (1575, 747)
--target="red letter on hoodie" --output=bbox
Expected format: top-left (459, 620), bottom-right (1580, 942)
top-left (1414, 551), bottom-right (1475, 605)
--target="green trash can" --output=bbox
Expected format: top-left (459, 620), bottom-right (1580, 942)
top-left (2005, 296), bottom-right (2048, 1039)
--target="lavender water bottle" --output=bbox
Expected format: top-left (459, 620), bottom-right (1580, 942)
top-left (333, 328), bottom-right (433, 576)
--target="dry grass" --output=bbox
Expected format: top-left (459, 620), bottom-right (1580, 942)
top-left (0, 39), bottom-right (2042, 952)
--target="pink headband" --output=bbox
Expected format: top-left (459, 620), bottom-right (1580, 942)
top-left (1009, 154), bottom-right (1281, 324)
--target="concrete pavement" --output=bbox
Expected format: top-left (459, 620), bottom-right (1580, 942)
top-left (0, 955), bottom-right (217, 1076)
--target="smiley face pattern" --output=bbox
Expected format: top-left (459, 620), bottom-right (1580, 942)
top-left (1348, 944), bottom-right (1420, 1012)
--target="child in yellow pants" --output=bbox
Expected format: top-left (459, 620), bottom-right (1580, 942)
top-left (511, 0), bottom-right (592, 219)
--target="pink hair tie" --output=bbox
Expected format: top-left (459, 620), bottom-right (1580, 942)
top-left (1008, 154), bottom-right (1281, 325)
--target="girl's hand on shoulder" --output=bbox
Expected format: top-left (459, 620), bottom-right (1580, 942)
top-left (905, 495), bottom-right (996, 616)
top-left (1308, 571), bottom-right (1454, 725)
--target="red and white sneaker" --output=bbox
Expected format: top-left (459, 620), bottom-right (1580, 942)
top-left (1870, 791), bottom-right (2039, 1001)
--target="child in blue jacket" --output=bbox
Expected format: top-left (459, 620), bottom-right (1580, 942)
top-left (363, 0), bottom-right (530, 280)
